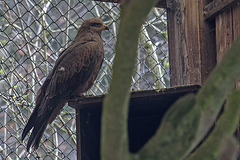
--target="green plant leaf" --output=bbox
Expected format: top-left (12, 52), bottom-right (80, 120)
top-left (2, 40), bottom-right (6, 45)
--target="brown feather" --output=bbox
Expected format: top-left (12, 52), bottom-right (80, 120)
top-left (22, 18), bottom-right (107, 151)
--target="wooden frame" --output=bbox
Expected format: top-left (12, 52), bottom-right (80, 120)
top-left (69, 85), bottom-right (200, 160)
top-left (204, 0), bottom-right (240, 20)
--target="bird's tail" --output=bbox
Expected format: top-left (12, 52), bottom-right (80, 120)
top-left (22, 108), bottom-right (51, 151)
top-left (22, 108), bottom-right (37, 141)
top-left (26, 118), bottom-right (49, 151)
top-left (22, 100), bottom-right (65, 151)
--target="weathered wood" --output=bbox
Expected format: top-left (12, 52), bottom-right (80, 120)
top-left (233, 2), bottom-right (240, 40)
top-left (168, 0), bottom-right (201, 86)
top-left (232, 4), bottom-right (240, 88)
top-left (168, 0), bottom-right (216, 87)
top-left (94, 0), bottom-right (167, 8)
top-left (94, 0), bottom-right (121, 3)
top-left (203, 0), bottom-right (240, 20)
top-left (215, 3), bottom-right (240, 61)
top-left (216, 9), bottom-right (233, 63)
top-left (199, 0), bottom-right (217, 84)
top-left (69, 85), bottom-right (200, 108)
top-left (76, 108), bottom-right (82, 160)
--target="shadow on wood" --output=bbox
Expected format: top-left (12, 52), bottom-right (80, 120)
top-left (69, 85), bottom-right (200, 160)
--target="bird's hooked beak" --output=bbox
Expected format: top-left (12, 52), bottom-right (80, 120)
top-left (102, 24), bottom-right (109, 31)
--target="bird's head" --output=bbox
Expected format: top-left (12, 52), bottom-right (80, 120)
top-left (80, 18), bottom-right (109, 35)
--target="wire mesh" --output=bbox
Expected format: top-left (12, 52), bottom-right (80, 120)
top-left (0, 0), bottom-right (168, 159)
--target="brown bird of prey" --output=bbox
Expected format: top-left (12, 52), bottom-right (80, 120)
top-left (22, 18), bottom-right (108, 151)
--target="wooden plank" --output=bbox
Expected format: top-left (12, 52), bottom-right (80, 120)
top-left (203, 0), bottom-right (240, 20)
top-left (68, 85), bottom-right (200, 108)
top-left (167, 0), bottom-right (216, 87)
top-left (168, 0), bottom-right (201, 86)
top-left (216, 9), bottom-right (233, 63)
top-left (215, 3), bottom-right (240, 62)
top-left (199, 0), bottom-right (217, 84)
top-left (94, 0), bottom-right (168, 8)
top-left (233, 2), bottom-right (240, 40)
top-left (232, 3), bottom-right (240, 87)
top-left (76, 108), bottom-right (82, 160)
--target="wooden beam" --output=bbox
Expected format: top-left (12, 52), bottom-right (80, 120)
top-left (215, 3), bottom-right (240, 87)
top-left (168, 0), bottom-right (216, 87)
top-left (168, 0), bottom-right (202, 86)
top-left (94, 0), bottom-right (168, 8)
top-left (76, 108), bottom-right (82, 160)
top-left (200, 0), bottom-right (217, 84)
top-left (216, 9), bottom-right (233, 63)
top-left (94, 0), bottom-right (121, 3)
top-left (203, 0), bottom-right (240, 20)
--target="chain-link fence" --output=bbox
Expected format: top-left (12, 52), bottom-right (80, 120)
top-left (0, 0), bottom-right (168, 159)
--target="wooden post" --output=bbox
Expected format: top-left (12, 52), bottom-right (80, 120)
top-left (167, 0), bottom-right (216, 87)
top-left (200, 0), bottom-right (217, 84)
top-left (216, 9), bottom-right (233, 62)
top-left (233, 3), bottom-right (240, 88)
top-left (215, 2), bottom-right (240, 61)
top-left (203, 0), bottom-right (240, 20)
top-left (215, 4), bottom-right (240, 60)
top-left (76, 108), bottom-right (81, 160)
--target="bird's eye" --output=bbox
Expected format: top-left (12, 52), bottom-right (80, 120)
top-left (92, 22), bottom-right (102, 28)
